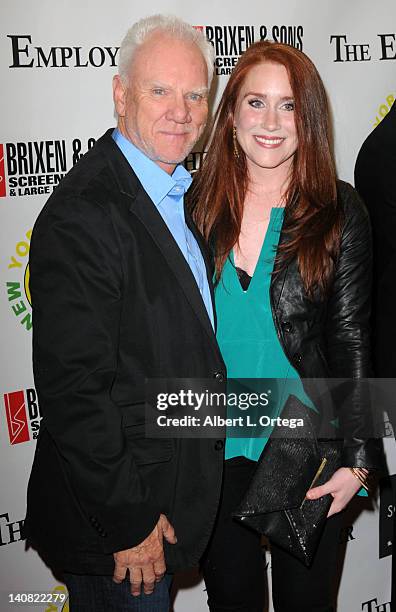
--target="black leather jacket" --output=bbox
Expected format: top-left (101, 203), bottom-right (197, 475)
top-left (269, 180), bottom-right (382, 469)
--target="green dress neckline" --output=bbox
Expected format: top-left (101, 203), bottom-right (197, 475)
top-left (215, 207), bottom-right (314, 461)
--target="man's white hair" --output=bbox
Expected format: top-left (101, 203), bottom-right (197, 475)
top-left (118, 14), bottom-right (215, 86)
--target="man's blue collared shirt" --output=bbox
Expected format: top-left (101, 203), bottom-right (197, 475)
top-left (112, 128), bottom-right (214, 328)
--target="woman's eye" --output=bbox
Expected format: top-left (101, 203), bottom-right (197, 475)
top-left (248, 98), bottom-right (264, 109)
top-left (282, 101), bottom-right (295, 111)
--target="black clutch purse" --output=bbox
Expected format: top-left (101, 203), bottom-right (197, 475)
top-left (232, 394), bottom-right (342, 566)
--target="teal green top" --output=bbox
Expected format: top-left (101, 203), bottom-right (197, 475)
top-left (215, 207), bottom-right (368, 497)
top-left (215, 207), bottom-right (314, 461)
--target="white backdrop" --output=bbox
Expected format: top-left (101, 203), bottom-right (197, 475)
top-left (1, 1), bottom-right (395, 610)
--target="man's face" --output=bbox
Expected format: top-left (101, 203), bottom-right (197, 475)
top-left (113, 32), bottom-right (209, 174)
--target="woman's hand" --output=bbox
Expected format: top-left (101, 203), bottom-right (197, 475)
top-left (305, 467), bottom-right (362, 517)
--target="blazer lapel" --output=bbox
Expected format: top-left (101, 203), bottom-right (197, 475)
top-left (185, 206), bottom-right (217, 332)
top-left (129, 186), bottom-right (220, 354)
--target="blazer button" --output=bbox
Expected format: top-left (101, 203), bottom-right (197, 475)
top-left (293, 353), bottom-right (302, 364)
top-left (215, 440), bottom-right (224, 451)
top-left (281, 321), bottom-right (293, 333)
top-left (214, 371), bottom-right (225, 382)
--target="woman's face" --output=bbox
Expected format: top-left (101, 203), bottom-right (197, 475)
top-left (234, 61), bottom-right (298, 176)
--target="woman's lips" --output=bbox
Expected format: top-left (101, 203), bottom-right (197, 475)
top-left (254, 135), bottom-right (284, 148)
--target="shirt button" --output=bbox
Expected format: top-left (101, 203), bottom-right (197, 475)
top-left (215, 440), bottom-right (224, 451)
top-left (281, 321), bottom-right (293, 333)
top-left (214, 371), bottom-right (225, 382)
top-left (293, 353), bottom-right (302, 364)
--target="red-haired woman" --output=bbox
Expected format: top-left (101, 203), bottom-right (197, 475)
top-left (191, 41), bottom-right (381, 611)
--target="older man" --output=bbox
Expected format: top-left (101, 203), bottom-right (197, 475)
top-left (24, 15), bottom-right (225, 611)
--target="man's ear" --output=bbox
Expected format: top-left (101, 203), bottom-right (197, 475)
top-left (113, 75), bottom-right (127, 117)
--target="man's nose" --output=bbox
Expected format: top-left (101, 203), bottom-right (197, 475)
top-left (166, 94), bottom-right (192, 123)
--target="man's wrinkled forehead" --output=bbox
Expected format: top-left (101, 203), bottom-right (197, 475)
top-left (127, 30), bottom-right (208, 86)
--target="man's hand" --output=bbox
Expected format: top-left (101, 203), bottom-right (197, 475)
top-left (305, 467), bottom-right (362, 517)
top-left (113, 514), bottom-right (177, 596)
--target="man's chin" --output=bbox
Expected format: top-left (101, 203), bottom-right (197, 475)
top-left (157, 149), bottom-right (193, 164)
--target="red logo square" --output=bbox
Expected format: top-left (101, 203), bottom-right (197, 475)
top-left (4, 391), bottom-right (30, 444)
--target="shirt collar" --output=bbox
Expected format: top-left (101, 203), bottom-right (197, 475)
top-left (112, 128), bottom-right (192, 205)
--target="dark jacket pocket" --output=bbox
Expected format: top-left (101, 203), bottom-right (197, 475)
top-left (124, 423), bottom-right (174, 466)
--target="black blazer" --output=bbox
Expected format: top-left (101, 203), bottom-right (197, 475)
top-left (24, 129), bottom-right (226, 575)
top-left (355, 102), bottom-right (396, 377)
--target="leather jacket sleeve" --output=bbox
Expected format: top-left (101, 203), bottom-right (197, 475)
top-left (325, 181), bottom-right (383, 469)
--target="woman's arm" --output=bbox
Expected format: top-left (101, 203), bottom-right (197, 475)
top-left (306, 181), bottom-right (383, 513)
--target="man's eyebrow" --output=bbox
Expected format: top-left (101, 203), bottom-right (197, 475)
top-left (191, 87), bottom-right (209, 96)
top-left (143, 81), bottom-right (209, 96)
top-left (144, 80), bottom-right (170, 88)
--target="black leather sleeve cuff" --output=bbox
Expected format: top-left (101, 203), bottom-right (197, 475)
top-left (341, 438), bottom-right (385, 470)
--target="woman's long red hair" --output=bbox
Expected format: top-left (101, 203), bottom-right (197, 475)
top-left (190, 41), bottom-right (342, 297)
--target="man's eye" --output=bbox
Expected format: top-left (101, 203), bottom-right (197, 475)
top-left (188, 93), bottom-right (203, 102)
top-left (248, 98), bottom-right (264, 109)
top-left (153, 88), bottom-right (166, 96)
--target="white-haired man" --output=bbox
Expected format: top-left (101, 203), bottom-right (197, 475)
top-left (25, 15), bottom-right (225, 611)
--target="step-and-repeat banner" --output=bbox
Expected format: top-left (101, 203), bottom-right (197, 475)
top-left (1, 1), bottom-right (395, 610)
